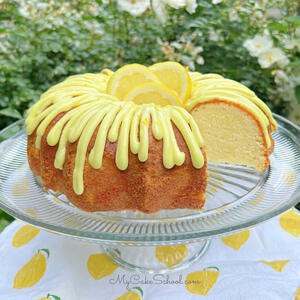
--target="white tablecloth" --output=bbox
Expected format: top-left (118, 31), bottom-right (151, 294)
top-left (1, 209), bottom-right (300, 300)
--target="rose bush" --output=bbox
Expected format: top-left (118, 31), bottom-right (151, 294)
top-left (0, 0), bottom-right (299, 129)
top-left (0, 0), bottom-right (299, 229)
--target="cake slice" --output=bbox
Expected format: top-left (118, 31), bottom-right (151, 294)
top-left (186, 73), bottom-right (277, 170)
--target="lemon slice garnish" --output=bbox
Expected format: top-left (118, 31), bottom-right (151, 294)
top-left (149, 61), bottom-right (192, 102)
top-left (107, 64), bottom-right (160, 100)
top-left (123, 82), bottom-right (182, 106)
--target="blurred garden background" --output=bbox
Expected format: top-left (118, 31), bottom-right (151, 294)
top-left (0, 0), bottom-right (299, 230)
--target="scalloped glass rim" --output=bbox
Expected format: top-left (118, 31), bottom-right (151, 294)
top-left (0, 114), bottom-right (299, 245)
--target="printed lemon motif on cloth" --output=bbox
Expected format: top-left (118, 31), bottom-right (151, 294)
top-left (38, 294), bottom-right (61, 300)
top-left (12, 225), bottom-right (40, 248)
top-left (185, 266), bottom-right (220, 296)
top-left (115, 287), bottom-right (143, 300)
top-left (155, 245), bottom-right (188, 267)
top-left (259, 260), bottom-right (290, 272)
top-left (13, 249), bottom-right (49, 289)
top-left (280, 209), bottom-right (300, 237)
top-left (87, 253), bottom-right (118, 280)
top-left (221, 230), bottom-right (250, 250)
top-left (295, 286), bottom-right (300, 300)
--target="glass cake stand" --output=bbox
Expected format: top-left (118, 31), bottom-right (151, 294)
top-left (0, 114), bottom-right (299, 273)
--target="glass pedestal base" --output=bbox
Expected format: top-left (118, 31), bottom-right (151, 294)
top-left (103, 240), bottom-right (211, 274)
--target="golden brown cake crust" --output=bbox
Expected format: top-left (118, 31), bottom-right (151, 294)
top-left (27, 113), bottom-right (207, 213)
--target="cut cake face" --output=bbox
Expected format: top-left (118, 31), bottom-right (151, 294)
top-left (190, 100), bottom-right (273, 170)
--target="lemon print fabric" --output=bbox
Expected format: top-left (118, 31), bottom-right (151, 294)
top-left (186, 266), bottom-right (220, 296)
top-left (259, 260), bottom-right (290, 272)
top-left (280, 209), bottom-right (300, 237)
top-left (87, 253), bottom-right (118, 280)
top-left (295, 286), bottom-right (300, 300)
top-left (155, 245), bottom-right (188, 267)
top-left (13, 248), bottom-right (49, 289)
top-left (221, 230), bottom-right (250, 250)
top-left (38, 294), bottom-right (61, 300)
top-left (12, 225), bottom-right (40, 247)
top-left (115, 287), bottom-right (143, 300)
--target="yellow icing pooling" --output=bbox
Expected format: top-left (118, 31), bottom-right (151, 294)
top-left (186, 72), bottom-right (277, 148)
top-left (26, 74), bottom-right (205, 195)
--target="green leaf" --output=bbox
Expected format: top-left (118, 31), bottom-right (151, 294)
top-left (287, 60), bottom-right (300, 67)
top-left (131, 286), bottom-right (143, 297)
top-left (267, 22), bottom-right (288, 32)
top-left (295, 85), bottom-right (300, 104)
top-left (0, 219), bottom-right (11, 232)
top-left (0, 108), bottom-right (22, 119)
top-left (39, 248), bottom-right (50, 259)
top-left (285, 16), bottom-right (300, 27)
top-left (197, 2), bottom-right (213, 8)
top-left (0, 209), bottom-right (14, 221)
top-left (47, 295), bottom-right (61, 300)
top-left (203, 266), bottom-right (220, 272)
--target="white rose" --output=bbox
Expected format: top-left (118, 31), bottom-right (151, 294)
top-left (274, 70), bottom-right (290, 85)
top-left (164, 0), bottom-right (186, 9)
top-left (243, 34), bottom-right (273, 57)
top-left (170, 41), bottom-right (182, 49)
top-left (196, 56), bottom-right (205, 65)
top-left (181, 55), bottom-right (195, 71)
top-left (152, 0), bottom-right (168, 23)
top-left (186, 0), bottom-right (197, 14)
top-left (117, 0), bottom-right (150, 17)
top-left (258, 47), bottom-right (289, 69)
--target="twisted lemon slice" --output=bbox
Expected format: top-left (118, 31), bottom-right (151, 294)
top-left (123, 82), bottom-right (182, 106)
top-left (150, 61), bottom-right (192, 102)
top-left (106, 64), bottom-right (160, 100)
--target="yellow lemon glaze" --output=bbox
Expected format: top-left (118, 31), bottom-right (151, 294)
top-left (186, 72), bottom-right (277, 148)
top-left (26, 73), bottom-right (205, 195)
top-left (26, 69), bottom-right (276, 196)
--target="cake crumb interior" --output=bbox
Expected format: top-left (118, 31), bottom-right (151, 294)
top-left (191, 101), bottom-right (267, 170)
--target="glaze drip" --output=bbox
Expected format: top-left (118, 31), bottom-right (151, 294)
top-left (26, 74), bottom-right (205, 195)
top-left (26, 69), bottom-right (276, 195)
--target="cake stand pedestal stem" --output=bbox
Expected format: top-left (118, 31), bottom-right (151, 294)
top-left (102, 240), bottom-right (211, 274)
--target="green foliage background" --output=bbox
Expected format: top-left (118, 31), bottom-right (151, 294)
top-left (0, 0), bottom-right (299, 230)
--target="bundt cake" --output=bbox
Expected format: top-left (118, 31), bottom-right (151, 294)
top-left (25, 62), bottom-right (277, 213)
top-left (186, 72), bottom-right (277, 170)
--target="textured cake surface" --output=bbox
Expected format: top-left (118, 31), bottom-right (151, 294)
top-left (27, 111), bottom-right (207, 213)
top-left (26, 65), bottom-right (277, 213)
